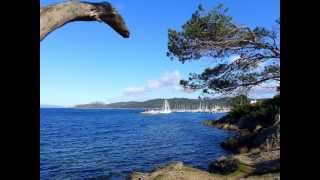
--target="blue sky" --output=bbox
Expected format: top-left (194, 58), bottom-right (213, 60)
top-left (40, 0), bottom-right (279, 107)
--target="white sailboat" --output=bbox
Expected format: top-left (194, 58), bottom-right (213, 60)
top-left (160, 99), bottom-right (172, 114)
top-left (141, 99), bottom-right (172, 114)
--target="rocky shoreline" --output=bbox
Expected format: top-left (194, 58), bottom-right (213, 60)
top-left (128, 113), bottom-right (280, 180)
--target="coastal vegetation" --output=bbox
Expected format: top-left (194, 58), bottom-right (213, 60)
top-left (167, 4), bottom-right (279, 95)
top-left (167, 4), bottom-right (280, 175)
top-left (205, 94), bottom-right (280, 150)
top-left (130, 3), bottom-right (280, 179)
top-left (131, 94), bottom-right (280, 179)
top-left (131, 95), bottom-right (280, 179)
top-left (205, 94), bottom-right (280, 131)
top-left (41, 1), bottom-right (279, 179)
top-left (75, 97), bottom-right (239, 108)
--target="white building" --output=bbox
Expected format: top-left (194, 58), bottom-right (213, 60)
top-left (250, 99), bottom-right (257, 104)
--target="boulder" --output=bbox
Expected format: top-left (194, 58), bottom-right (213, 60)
top-left (223, 124), bottom-right (230, 129)
top-left (239, 146), bottom-right (249, 154)
top-left (208, 156), bottom-right (240, 175)
top-left (221, 137), bottom-right (238, 150)
top-left (254, 125), bottom-right (263, 132)
top-left (253, 159), bottom-right (280, 175)
top-left (221, 132), bottom-right (258, 153)
top-left (253, 122), bottom-right (280, 151)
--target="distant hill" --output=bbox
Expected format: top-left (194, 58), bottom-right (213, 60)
top-left (40, 104), bottom-right (65, 108)
top-left (74, 97), bottom-right (238, 109)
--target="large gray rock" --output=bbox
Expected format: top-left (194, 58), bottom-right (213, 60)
top-left (253, 114), bottom-right (280, 151)
top-left (208, 156), bottom-right (240, 175)
top-left (221, 113), bottom-right (280, 153)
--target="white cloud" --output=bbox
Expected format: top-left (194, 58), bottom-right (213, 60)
top-left (124, 69), bottom-right (279, 99)
top-left (249, 80), bottom-right (279, 99)
top-left (124, 70), bottom-right (182, 96)
top-left (124, 87), bottom-right (146, 96)
top-left (228, 55), bottom-right (240, 63)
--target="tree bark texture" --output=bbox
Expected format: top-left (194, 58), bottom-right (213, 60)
top-left (40, 1), bottom-right (130, 41)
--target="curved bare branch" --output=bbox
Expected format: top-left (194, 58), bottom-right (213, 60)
top-left (40, 1), bottom-right (130, 41)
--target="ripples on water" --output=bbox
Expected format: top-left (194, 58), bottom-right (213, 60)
top-left (40, 108), bottom-right (233, 179)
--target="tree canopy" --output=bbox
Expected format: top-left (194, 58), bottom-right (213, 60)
top-left (167, 4), bottom-right (280, 95)
top-left (229, 94), bottom-right (250, 108)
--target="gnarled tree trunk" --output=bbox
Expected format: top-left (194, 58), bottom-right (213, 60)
top-left (40, 1), bottom-right (130, 41)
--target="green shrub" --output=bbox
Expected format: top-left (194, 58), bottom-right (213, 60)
top-left (224, 95), bottom-right (280, 130)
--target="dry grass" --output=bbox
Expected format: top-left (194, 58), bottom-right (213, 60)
top-left (130, 162), bottom-right (255, 180)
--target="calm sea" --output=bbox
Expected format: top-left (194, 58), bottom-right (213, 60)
top-left (40, 108), bottom-right (232, 179)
